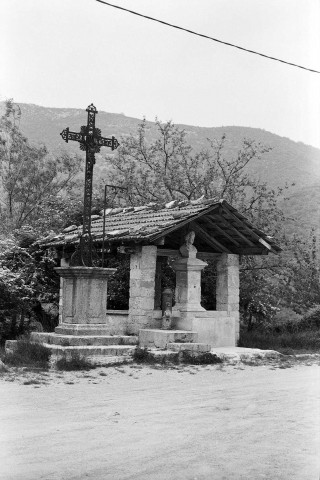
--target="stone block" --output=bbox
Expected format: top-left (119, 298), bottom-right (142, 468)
top-left (128, 287), bottom-right (141, 298)
top-left (140, 246), bottom-right (157, 269)
top-left (140, 268), bottom-right (156, 281)
top-left (129, 297), bottom-right (145, 311)
top-left (129, 268), bottom-right (141, 280)
top-left (129, 279), bottom-right (140, 289)
top-left (141, 297), bottom-right (156, 311)
top-left (216, 253), bottom-right (239, 269)
top-left (139, 329), bottom-right (198, 348)
top-left (140, 280), bottom-right (155, 289)
top-left (192, 313), bottom-right (236, 347)
top-left (167, 342), bottom-right (211, 353)
top-left (139, 287), bottom-right (155, 299)
top-left (55, 267), bottom-right (116, 325)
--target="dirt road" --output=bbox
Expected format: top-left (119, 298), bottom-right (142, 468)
top-left (0, 361), bottom-right (319, 480)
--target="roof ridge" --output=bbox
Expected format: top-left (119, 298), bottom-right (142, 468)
top-left (99, 196), bottom-right (218, 218)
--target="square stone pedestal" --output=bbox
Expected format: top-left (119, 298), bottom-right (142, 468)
top-left (172, 256), bottom-right (207, 312)
top-left (55, 266), bottom-right (116, 328)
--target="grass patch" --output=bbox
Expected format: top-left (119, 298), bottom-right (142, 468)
top-left (56, 352), bottom-right (96, 371)
top-left (181, 351), bottom-right (223, 365)
top-left (3, 338), bottom-right (50, 369)
top-left (133, 347), bottom-right (157, 364)
top-left (133, 347), bottom-right (223, 366)
top-left (239, 329), bottom-right (320, 354)
top-left (23, 379), bottom-right (43, 385)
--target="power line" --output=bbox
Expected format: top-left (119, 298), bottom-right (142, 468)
top-left (96, 0), bottom-right (320, 74)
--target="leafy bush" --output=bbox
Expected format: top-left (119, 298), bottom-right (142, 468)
top-left (56, 352), bottom-right (96, 371)
top-left (181, 351), bottom-right (222, 365)
top-left (239, 328), bottom-right (320, 353)
top-left (3, 337), bottom-right (51, 368)
top-left (267, 305), bottom-right (320, 334)
top-left (0, 235), bottom-right (59, 341)
top-left (299, 305), bottom-right (320, 330)
top-left (103, 255), bottom-right (130, 310)
top-left (133, 347), bottom-right (155, 363)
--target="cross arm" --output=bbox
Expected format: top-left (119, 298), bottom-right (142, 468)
top-left (97, 135), bottom-right (120, 150)
top-left (60, 128), bottom-right (84, 144)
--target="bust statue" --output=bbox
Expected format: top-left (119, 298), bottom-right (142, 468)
top-left (179, 230), bottom-right (197, 258)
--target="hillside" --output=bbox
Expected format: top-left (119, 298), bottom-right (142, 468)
top-left (1, 102), bottom-right (319, 236)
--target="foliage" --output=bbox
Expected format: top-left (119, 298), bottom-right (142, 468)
top-left (103, 255), bottom-right (130, 310)
top-left (201, 260), bottom-right (217, 310)
top-left (238, 328), bottom-right (320, 354)
top-left (108, 119), bottom-right (286, 231)
top-left (3, 337), bottom-right (51, 368)
top-left (0, 233), bottom-right (59, 341)
top-left (0, 99), bottom-right (83, 234)
top-left (277, 232), bottom-right (320, 314)
top-left (56, 352), bottom-right (96, 371)
top-left (275, 305), bottom-right (320, 333)
top-left (300, 305), bottom-right (320, 329)
top-left (181, 351), bottom-right (222, 365)
top-left (133, 346), bottom-right (155, 363)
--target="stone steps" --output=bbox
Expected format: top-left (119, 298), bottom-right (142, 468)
top-left (31, 332), bottom-right (138, 347)
top-left (42, 343), bottom-right (136, 357)
top-left (167, 342), bottom-right (211, 353)
top-left (55, 324), bottom-right (123, 336)
top-left (138, 328), bottom-right (213, 360)
top-left (139, 329), bottom-right (199, 349)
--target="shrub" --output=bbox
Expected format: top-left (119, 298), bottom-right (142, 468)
top-left (133, 347), bottom-right (156, 363)
top-left (299, 305), bottom-right (320, 330)
top-left (181, 351), bottom-right (222, 365)
top-left (238, 328), bottom-right (320, 353)
top-left (270, 305), bottom-right (320, 334)
top-left (56, 352), bottom-right (95, 371)
top-left (3, 337), bottom-right (51, 368)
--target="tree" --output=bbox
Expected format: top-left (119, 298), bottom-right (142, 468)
top-left (0, 232), bottom-right (60, 341)
top-left (107, 119), bottom-right (286, 232)
top-left (277, 231), bottom-right (320, 313)
top-left (0, 100), bottom-right (83, 234)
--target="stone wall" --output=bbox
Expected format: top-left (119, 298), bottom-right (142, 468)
top-left (105, 310), bottom-right (129, 335)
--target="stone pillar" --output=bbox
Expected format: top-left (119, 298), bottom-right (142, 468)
top-left (172, 256), bottom-right (207, 312)
top-left (128, 245), bottom-right (157, 333)
top-left (58, 257), bottom-right (70, 324)
top-left (172, 234), bottom-right (207, 313)
top-left (55, 267), bottom-right (116, 325)
top-left (216, 253), bottom-right (240, 342)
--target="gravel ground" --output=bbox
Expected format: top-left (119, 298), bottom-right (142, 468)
top-left (0, 357), bottom-right (319, 480)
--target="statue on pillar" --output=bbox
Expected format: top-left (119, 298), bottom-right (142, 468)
top-left (179, 230), bottom-right (197, 258)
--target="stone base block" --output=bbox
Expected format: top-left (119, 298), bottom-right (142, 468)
top-left (174, 311), bottom-right (237, 347)
top-left (31, 332), bottom-right (138, 347)
top-left (44, 344), bottom-right (136, 357)
top-left (139, 329), bottom-right (198, 349)
top-left (210, 347), bottom-right (282, 364)
top-left (167, 342), bottom-right (211, 353)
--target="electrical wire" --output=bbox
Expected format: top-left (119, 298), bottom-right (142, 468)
top-left (96, 0), bottom-right (320, 74)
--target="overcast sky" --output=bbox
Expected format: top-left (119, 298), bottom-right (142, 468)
top-left (1, 0), bottom-right (320, 147)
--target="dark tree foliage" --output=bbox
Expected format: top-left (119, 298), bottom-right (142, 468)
top-left (0, 233), bottom-right (60, 342)
top-left (0, 100), bottom-right (83, 235)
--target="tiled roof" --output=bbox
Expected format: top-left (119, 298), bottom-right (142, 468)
top-left (40, 198), bottom-right (281, 254)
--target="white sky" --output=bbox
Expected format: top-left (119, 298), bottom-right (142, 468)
top-left (1, 0), bottom-right (320, 147)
